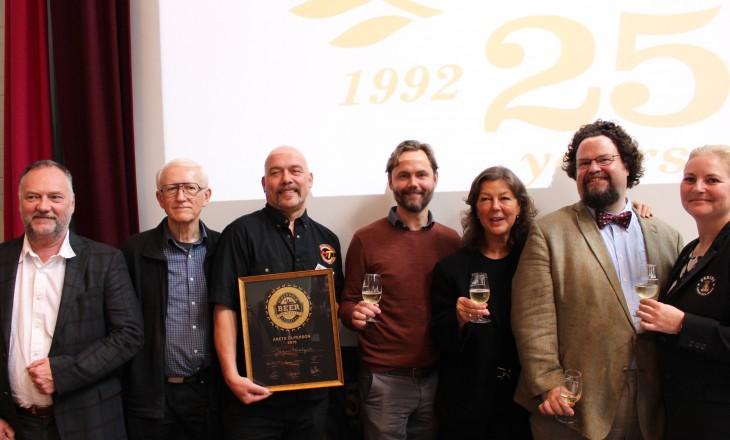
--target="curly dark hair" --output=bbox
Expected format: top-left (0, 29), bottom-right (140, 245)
top-left (562, 119), bottom-right (644, 188)
top-left (461, 166), bottom-right (537, 252)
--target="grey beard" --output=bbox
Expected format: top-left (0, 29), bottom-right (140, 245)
top-left (396, 191), bottom-right (433, 214)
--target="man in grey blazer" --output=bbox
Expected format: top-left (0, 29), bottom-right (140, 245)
top-left (512, 120), bottom-right (683, 440)
top-left (0, 160), bottom-right (143, 440)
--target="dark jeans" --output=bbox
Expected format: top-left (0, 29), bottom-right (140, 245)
top-left (14, 412), bottom-right (61, 440)
top-left (222, 398), bottom-right (328, 440)
top-left (127, 377), bottom-right (218, 440)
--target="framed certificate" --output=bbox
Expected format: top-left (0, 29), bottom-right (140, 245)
top-left (238, 269), bottom-right (344, 392)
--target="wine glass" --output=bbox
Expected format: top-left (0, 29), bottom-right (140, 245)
top-left (468, 272), bottom-right (490, 324)
top-left (556, 369), bottom-right (582, 424)
top-left (361, 273), bottom-right (382, 323)
top-left (635, 263), bottom-right (659, 301)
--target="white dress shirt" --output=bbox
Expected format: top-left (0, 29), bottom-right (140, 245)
top-left (9, 233), bottom-right (75, 407)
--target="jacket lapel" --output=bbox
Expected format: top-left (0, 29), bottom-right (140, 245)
top-left (574, 203), bottom-right (633, 325)
top-left (0, 238), bottom-right (24, 352)
top-left (665, 224), bottom-right (730, 297)
top-left (638, 214), bottom-right (661, 274)
top-left (50, 233), bottom-right (88, 353)
top-left (665, 249), bottom-right (716, 299)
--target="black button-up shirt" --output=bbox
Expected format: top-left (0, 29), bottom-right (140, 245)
top-left (210, 204), bottom-right (344, 401)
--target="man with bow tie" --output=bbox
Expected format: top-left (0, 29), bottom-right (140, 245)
top-left (511, 120), bottom-right (683, 440)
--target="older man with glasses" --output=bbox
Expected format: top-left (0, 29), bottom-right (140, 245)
top-left (121, 158), bottom-right (222, 439)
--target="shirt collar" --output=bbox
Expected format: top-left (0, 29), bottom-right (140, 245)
top-left (387, 206), bottom-right (435, 230)
top-left (585, 198), bottom-right (633, 219)
top-left (19, 230), bottom-right (76, 263)
top-left (163, 218), bottom-right (207, 246)
top-left (263, 203), bottom-right (310, 229)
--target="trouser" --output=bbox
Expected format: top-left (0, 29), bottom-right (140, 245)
top-left (359, 368), bottom-right (438, 440)
top-left (126, 370), bottom-right (218, 440)
top-left (14, 410), bottom-right (61, 440)
top-left (222, 397), bottom-right (328, 440)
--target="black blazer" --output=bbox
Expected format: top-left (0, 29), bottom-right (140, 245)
top-left (120, 219), bottom-right (220, 419)
top-left (0, 233), bottom-right (143, 440)
top-left (658, 222), bottom-right (730, 439)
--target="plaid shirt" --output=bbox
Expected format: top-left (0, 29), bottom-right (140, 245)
top-left (162, 226), bottom-right (211, 377)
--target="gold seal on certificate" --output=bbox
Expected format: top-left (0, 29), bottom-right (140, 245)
top-left (265, 284), bottom-right (312, 331)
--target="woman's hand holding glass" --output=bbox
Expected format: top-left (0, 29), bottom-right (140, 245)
top-left (638, 299), bottom-right (685, 334)
top-left (455, 297), bottom-right (489, 328)
top-left (466, 272), bottom-right (491, 324)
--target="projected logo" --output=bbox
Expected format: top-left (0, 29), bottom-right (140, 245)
top-left (265, 284), bottom-right (313, 331)
top-left (290, 0), bottom-right (442, 47)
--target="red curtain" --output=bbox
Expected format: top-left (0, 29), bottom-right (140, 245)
top-left (3, 0), bottom-right (54, 240)
top-left (47, 0), bottom-right (139, 246)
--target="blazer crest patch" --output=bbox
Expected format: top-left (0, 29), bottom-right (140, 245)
top-left (696, 275), bottom-right (717, 296)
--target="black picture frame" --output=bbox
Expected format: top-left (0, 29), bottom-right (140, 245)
top-left (238, 269), bottom-right (344, 391)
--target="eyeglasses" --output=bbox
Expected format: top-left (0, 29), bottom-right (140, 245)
top-left (576, 154), bottom-right (620, 170)
top-left (158, 183), bottom-right (206, 197)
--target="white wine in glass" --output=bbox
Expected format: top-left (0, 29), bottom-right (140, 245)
top-left (362, 291), bottom-right (382, 305)
top-left (469, 272), bottom-right (490, 324)
top-left (556, 369), bottom-right (582, 424)
top-left (362, 273), bottom-right (382, 323)
top-left (469, 288), bottom-right (490, 304)
top-left (635, 263), bottom-right (659, 300)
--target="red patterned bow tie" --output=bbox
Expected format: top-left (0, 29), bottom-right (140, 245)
top-left (596, 210), bottom-right (632, 229)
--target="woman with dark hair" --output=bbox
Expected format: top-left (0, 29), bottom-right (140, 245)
top-left (431, 166), bottom-right (535, 439)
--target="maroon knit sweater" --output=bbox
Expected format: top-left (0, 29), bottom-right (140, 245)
top-left (339, 218), bottom-right (460, 370)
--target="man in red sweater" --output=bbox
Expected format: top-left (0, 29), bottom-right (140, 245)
top-left (339, 140), bottom-right (460, 440)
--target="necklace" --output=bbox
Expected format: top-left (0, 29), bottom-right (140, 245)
top-left (685, 248), bottom-right (703, 273)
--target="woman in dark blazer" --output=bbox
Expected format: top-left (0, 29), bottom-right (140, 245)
top-left (638, 145), bottom-right (730, 440)
top-left (430, 167), bottom-right (536, 439)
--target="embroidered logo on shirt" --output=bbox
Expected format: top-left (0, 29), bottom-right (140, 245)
top-left (696, 275), bottom-right (716, 296)
top-left (319, 244), bottom-right (336, 265)
top-left (265, 284), bottom-right (312, 331)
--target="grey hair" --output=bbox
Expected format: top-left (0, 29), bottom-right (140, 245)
top-left (156, 158), bottom-right (209, 189)
top-left (18, 160), bottom-right (74, 195)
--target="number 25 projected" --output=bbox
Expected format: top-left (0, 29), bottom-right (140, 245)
top-left (484, 8), bottom-right (729, 131)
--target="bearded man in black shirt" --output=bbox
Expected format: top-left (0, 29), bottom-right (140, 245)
top-left (210, 146), bottom-right (344, 440)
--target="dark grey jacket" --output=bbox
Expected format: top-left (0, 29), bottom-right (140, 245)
top-left (0, 232), bottom-right (143, 439)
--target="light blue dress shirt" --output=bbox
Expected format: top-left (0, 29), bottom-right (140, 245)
top-left (588, 198), bottom-right (647, 330)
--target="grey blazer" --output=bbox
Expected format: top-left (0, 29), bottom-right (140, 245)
top-left (0, 232), bottom-right (143, 440)
top-left (511, 202), bottom-right (683, 440)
